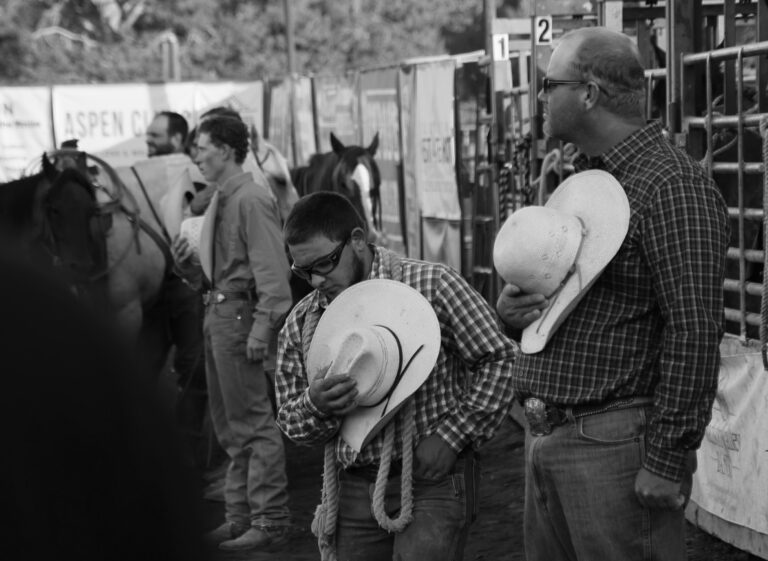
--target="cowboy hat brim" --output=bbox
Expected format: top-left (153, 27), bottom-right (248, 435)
top-left (521, 169), bottom-right (630, 354)
top-left (307, 279), bottom-right (441, 452)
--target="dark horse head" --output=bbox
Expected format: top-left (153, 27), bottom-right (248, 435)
top-left (0, 154), bottom-right (62, 263)
top-left (292, 132), bottom-right (381, 241)
top-left (43, 166), bottom-right (111, 285)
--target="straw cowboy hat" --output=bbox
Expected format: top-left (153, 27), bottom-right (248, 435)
top-left (493, 169), bottom-right (630, 354)
top-left (306, 279), bottom-right (441, 453)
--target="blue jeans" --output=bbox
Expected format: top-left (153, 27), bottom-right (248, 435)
top-left (524, 405), bottom-right (690, 561)
top-left (335, 462), bottom-right (469, 561)
top-left (203, 299), bottom-right (290, 528)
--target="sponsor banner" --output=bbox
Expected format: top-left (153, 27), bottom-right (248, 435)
top-left (294, 76), bottom-right (317, 166)
top-left (0, 87), bottom-right (53, 181)
top-left (423, 218), bottom-right (462, 272)
top-left (359, 68), bottom-right (406, 256)
top-left (193, 81), bottom-right (264, 136)
top-left (413, 59), bottom-right (460, 220)
top-left (51, 82), bottom-right (198, 167)
top-left (314, 73), bottom-right (360, 151)
top-left (266, 79), bottom-right (292, 163)
top-left (398, 64), bottom-right (420, 259)
top-left (691, 334), bottom-right (768, 535)
top-left (50, 81), bottom-right (262, 169)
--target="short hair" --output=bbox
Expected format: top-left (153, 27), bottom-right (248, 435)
top-left (157, 111), bottom-right (189, 143)
top-left (284, 192), bottom-right (366, 246)
top-left (563, 27), bottom-right (646, 119)
top-left (197, 116), bottom-right (249, 164)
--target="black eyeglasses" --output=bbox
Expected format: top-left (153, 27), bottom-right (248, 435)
top-left (541, 77), bottom-right (610, 96)
top-left (291, 236), bottom-right (349, 281)
top-left (541, 77), bottom-right (587, 93)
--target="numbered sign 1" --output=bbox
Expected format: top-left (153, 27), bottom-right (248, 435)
top-left (492, 33), bottom-right (509, 62)
top-left (535, 16), bottom-right (553, 45)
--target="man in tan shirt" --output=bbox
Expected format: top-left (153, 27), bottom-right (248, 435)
top-left (172, 115), bottom-right (293, 552)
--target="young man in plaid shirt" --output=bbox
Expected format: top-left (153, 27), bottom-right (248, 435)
top-left (275, 192), bottom-right (517, 561)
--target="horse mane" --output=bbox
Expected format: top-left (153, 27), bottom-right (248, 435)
top-left (0, 172), bottom-right (47, 233)
top-left (49, 167), bottom-right (97, 202)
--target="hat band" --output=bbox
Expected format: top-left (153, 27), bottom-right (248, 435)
top-left (536, 217), bottom-right (587, 334)
top-left (360, 324), bottom-right (425, 418)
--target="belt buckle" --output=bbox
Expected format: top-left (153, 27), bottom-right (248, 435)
top-left (524, 397), bottom-right (554, 436)
top-left (215, 292), bottom-right (226, 303)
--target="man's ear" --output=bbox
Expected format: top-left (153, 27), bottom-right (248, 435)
top-left (350, 227), bottom-right (368, 247)
top-left (171, 133), bottom-right (184, 151)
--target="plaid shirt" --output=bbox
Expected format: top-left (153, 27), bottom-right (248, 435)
top-left (275, 247), bottom-right (518, 468)
top-left (514, 121), bottom-right (729, 481)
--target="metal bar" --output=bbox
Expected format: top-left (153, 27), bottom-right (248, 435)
top-left (683, 41), bottom-right (768, 64)
top-left (727, 207), bottom-right (763, 220)
top-left (724, 308), bottom-right (762, 327)
top-left (724, 279), bottom-right (763, 297)
top-left (685, 113), bottom-right (768, 128)
top-left (726, 247), bottom-right (763, 263)
top-left (711, 162), bottom-right (764, 174)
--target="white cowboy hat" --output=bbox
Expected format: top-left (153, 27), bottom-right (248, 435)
top-left (306, 279), bottom-right (441, 453)
top-left (493, 169), bottom-right (630, 354)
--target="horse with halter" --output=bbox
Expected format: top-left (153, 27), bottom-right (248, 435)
top-left (292, 132), bottom-right (382, 241)
top-left (1, 149), bottom-right (174, 380)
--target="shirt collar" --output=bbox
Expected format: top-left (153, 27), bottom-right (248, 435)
top-left (217, 171), bottom-right (251, 197)
top-left (573, 120), bottom-right (665, 173)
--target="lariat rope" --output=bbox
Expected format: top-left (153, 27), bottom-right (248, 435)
top-left (758, 115), bottom-right (768, 368)
top-left (306, 247), bottom-right (416, 560)
top-left (371, 399), bottom-right (416, 531)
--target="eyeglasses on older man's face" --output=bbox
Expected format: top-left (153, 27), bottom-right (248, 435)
top-left (541, 77), bottom-right (610, 96)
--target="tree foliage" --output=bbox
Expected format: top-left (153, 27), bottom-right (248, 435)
top-left (0, 0), bottom-right (522, 85)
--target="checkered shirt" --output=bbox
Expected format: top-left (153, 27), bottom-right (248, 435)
top-left (514, 121), bottom-right (730, 481)
top-left (275, 247), bottom-right (518, 468)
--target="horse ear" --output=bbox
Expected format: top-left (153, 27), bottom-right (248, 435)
top-left (367, 132), bottom-right (379, 156)
top-left (42, 152), bottom-right (57, 179)
top-left (330, 132), bottom-right (346, 154)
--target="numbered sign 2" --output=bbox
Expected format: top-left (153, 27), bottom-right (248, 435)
top-left (535, 16), bottom-right (553, 45)
top-left (492, 33), bottom-right (509, 61)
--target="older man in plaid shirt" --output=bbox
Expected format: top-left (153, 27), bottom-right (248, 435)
top-left (275, 191), bottom-right (517, 561)
top-left (497, 27), bottom-right (729, 561)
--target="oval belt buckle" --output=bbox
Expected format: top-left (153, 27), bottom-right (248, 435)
top-left (215, 292), bottom-right (226, 303)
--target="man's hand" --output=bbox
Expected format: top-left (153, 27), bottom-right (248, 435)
top-left (246, 339), bottom-right (267, 363)
top-left (413, 434), bottom-right (458, 480)
top-left (634, 467), bottom-right (685, 510)
top-left (308, 372), bottom-right (359, 417)
top-left (496, 283), bottom-right (549, 329)
top-left (171, 235), bottom-right (195, 264)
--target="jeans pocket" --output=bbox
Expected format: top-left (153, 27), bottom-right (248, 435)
top-left (577, 406), bottom-right (647, 444)
top-left (212, 301), bottom-right (251, 321)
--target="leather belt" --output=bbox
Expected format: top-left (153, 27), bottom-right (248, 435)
top-left (523, 396), bottom-right (654, 437)
top-left (202, 289), bottom-right (255, 305)
top-left (342, 460), bottom-right (402, 482)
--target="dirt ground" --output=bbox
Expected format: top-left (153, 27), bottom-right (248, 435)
top-left (190, 413), bottom-right (762, 561)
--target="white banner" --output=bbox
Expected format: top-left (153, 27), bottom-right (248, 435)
top-left (414, 60), bottom-right (461, 220)
top-left (691, 334), bottom-right (768, 534)
top-left (0, 87), bottom-right (53, 181)
top-left (51, 81), bottom-right (262, 169)
top-left (193, 81), bottom-right (264, 136)
top-left (51, 82), bottom-right (197, 167)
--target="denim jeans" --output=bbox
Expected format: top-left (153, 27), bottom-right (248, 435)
top-left (335, 461), bottom-right (469, 561)
top-left (203, 299), bottom-right (290, 528)
top-left (524, 405), bottom-right (690, 561)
